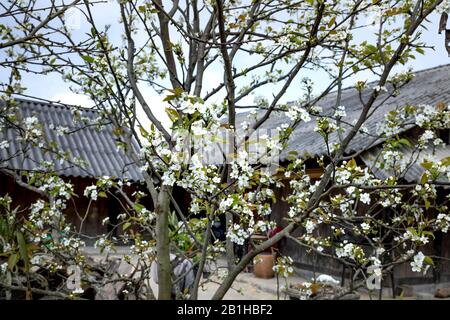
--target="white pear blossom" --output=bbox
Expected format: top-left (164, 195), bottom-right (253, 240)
top-left (410, 251), bottom-right (425, 273)
top-left (360, 222), bottom-right (371, 232)
top-left (286, 105), bottom-right (311, 122)
top-left (84, 185), bottom-right (98, 201)
top-left (305, 220), bottom-right (316, 234)
top-left (360, 193), bottom-right (371, 205)
top-left (334, 105), bottom-right (346, 118)
top-left (373, 85), bottom-right (387, 93)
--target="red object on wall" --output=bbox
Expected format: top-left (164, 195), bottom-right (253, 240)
top-left (267, 225), bottom-right (283, 253)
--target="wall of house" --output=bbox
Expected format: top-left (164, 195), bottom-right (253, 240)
top-left (439, 231), bottom-right (450, 282)
top-left (271, 168), bottom-right (450, 286)
top-left (0, 172), bottom-right (153, 245)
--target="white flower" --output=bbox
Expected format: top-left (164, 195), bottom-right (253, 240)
top-left (55, 126), bottom-right (69, 136)
top-left (336, 243), bottom-right (354, 258)
top-left (436, 214), bottom-right (450, 233)
top-left (346, 186), bottom-right (356, 195)
top-left (415, 113), bottom-right (427, 127)
top-left (410, 251), bottom-right (425, 272)
top-left (277, 35), bottom-right (292, 47)
top-left (419, 236), bottom-right (429, 244)
top-left (24, 116), bottom-right (39, 129)
top-left (84, 185), bottom-right (98, 201)
top-left (334, 105), bottom-right (346, 118)
top-left (373, 85), bottom-right (387, 93)
top-left (161, 171), bottom-right (176, 186)
top-left (310, 105), bottom-right (322, 114)
top-left (286, 105), bottom-right (311, 122)
top-left (360, 222), bottom-right (370, 232)
top-left (0, 262), bottom-right (7, 274)
top-left (191, 120), bottom-right (208, 136)
top-left (219, 197), bottom-right (233, 211)
top-left (375, 247), bottom-right (385, 256)
top-left (434, 138), bottom-right (444, 146)
top-left (305, 220), bottom-right (316, 234)
top-left (102, 217), bottom-right (110, 225)
top-left (421, 130), bottom-right (434, 141)
top-left (242, 121), bottom-right (249, 131)
top-left (179, 100), bottom-right (204, 114)
top-left (360, 193), bottom-right (371, 205)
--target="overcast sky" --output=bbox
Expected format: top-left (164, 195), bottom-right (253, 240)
top-left (5, 3), bottom-right (450, 128)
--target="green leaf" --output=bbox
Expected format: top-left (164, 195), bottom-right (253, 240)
top-left (16, 231), bottom-right (29, 271)
top-left (420, 160), bottom-right (433, 171)
top-left (420, 173), bottom-right (428, 185)
top-left (165, 107), bottom-right (179, 122)
top-left (82, 55), bottom-right (95, 63)
top-left (407, 227), bottom-right (417, 237)
top-left (163, 95), bottom-right (176, 102)
top-left (328, 16), bottom-right (336, 28)
top-left (397, 138), bottom-right (411, 147)
top-left (422, 231), bottom-right (435, 240)
top-left (139, 126), bottom-right (149, 138)
top-left (347, 158), bottom-right (357, 169)
top-left (123, 222), bottom-right (131, 231)
top-left (98, 191), bottom-right (107, 198)
top-left (424, 256), bottom-right (434, 266)
top-left (441, 156), bottom-right (450, 167)
top-left (7, 253), bottom-right (19, 271)
top-left (134, 203), bottom-right (145, 212)
top-left (425, 199), bottom-right (430, 210)
top-left (415, 47), bottom-right (425, 55)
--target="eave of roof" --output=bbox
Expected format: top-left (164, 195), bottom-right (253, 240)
top-left (360, 136), bottom-right (450, 184)
top-left (0, 98), bottom-right (144, 182)
top-left (235, 63), bottom-right (450, 161)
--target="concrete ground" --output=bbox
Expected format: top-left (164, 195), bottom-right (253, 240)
top-left (198, 270), bottom-right (450, 300)
top-left (81, 248), bottom-right (450, 300)
top-left (197, 271), bottom-right (305, 300)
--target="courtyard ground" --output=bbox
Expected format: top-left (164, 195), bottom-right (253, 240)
top-left (82, 247), bottom-right (450, 300)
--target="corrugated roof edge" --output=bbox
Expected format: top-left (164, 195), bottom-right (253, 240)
top-left (284, 63), bottom-right (450, 105)
top-left (1, 96), bottom-right (145, 182)
top-left (7, 96), bottom-right (100, 114)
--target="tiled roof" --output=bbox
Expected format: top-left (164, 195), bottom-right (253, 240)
top-left (236, 64), bottom-right (450, 161)
top-left (0, 98), bottom-right (143, 181)
top-left (360, 137), bottom-right (450, 183)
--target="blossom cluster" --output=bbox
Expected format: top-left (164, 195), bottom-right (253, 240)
top-left (272, 256), bottom-right (294, 278)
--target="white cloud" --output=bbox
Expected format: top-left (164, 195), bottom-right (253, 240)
top-left (203, 70), bottom-right (222, 90)
top-left (51, 90), bottom-right (171, 133)
top-left (51, 92), bottom-right (94, 108)
top-left (135, 91), bottom-right (172, 132)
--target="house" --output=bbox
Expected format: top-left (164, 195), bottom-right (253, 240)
top-left (0, 98), bottom-right (151, 244)
top-left (235, 64), bottom-right (450, 286)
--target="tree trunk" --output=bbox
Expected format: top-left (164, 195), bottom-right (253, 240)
top-left (225, 211), bottom-right (235, 271)
top-left (156, 188), bottom-right (172, 300)
top-left (212, 223), bottom-right (294, 300)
